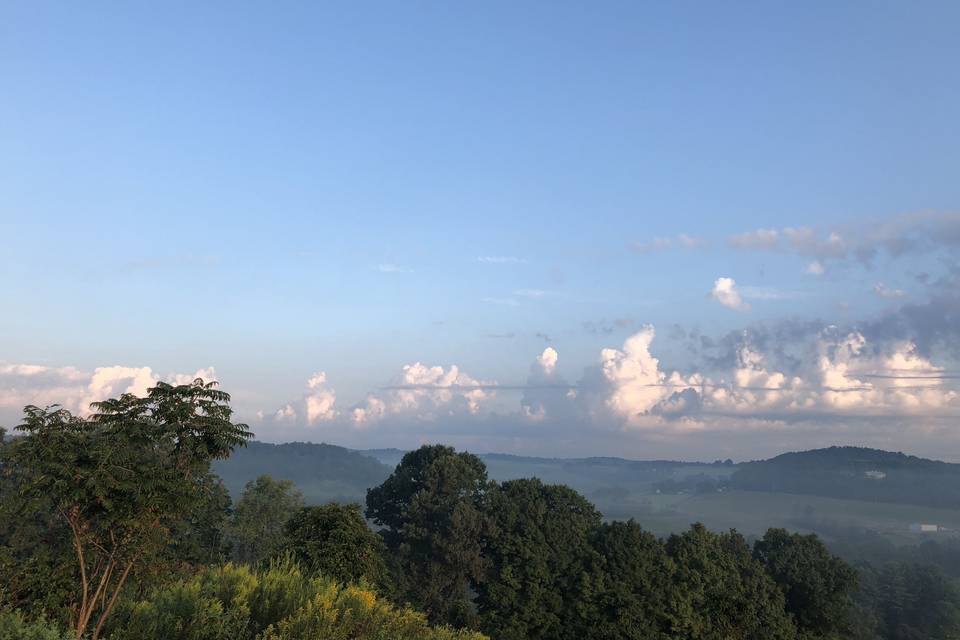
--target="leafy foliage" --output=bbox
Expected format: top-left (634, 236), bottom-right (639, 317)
top-left (227, 476), bottom-right (304, 565)
top-left (283, 503), bottom-right (390, 591)
top-left (2, 379), bottom-right (251, 639)
top-left (366, 445), bottom-right (490, 627)
top-left (0, 611), bottom-right (70, 640)
top-left (104, 559), bottom-right (487, 640)
top-left (754, 528), bottom-right (858, 638)
top-left (477, 478), bottom-right (601, 640)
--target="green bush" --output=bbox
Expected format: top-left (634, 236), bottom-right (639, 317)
top-left (104, 559), bottom-right (485, 640)
top-left (0, 611), bottom-right (70, 640)
top-left (260, 583), bottom-right (487, 640)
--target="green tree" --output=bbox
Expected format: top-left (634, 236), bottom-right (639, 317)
top-left (227, 475), bottom-right (304, 565)
top-left (476, 478), bottom-right (601, 640)
top-left (753, 528), bottom-right (858, 639)
top-left (665, 524), bottom-right (798, 639)
top-left (283, 503), bottom-right (390, 591)
top-left (583, 520), bottom-right (676, 640)
top-left (2, 379), bottom-right (251, 640)
top-left (366, 445), bottom-right (489, 627)
top-left (168, 473), bottom-right (234, 566)
top-left (865, 562), bottom-right (960, 640)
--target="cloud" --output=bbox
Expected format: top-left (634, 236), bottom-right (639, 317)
top-left (582, 317), bottom-right (636, 335)
top-left (513, 288), bottom-right (549, 298)
top-left (873, 283), bottom-right (906, 299)
top-left (728, 212), bottom-right (960, 266)
top-left (806, 260), bottom-right (826, 276)
top-left (477, 256), bottom-right (526, 264)
top-left (630, 234), bottom-right (706, 254)
top-left (710, 277), bottom-right (751, 311)
top-left (351, 362), bottom-right (496, 426)
top-left (0, 363), bottom-right (217, 419)
top-left (729, 228), bottom-right (780, 250)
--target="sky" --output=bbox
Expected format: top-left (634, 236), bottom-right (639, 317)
top-left (2, 2), bottom-right (960, 461)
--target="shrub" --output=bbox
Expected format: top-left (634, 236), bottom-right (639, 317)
top-left (0, 610), bottom-right (70, 640)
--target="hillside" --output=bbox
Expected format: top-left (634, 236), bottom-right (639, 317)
top-left (730, 446), bottom-right (960, 509)
top-left (214, 441), bottom-right (392, 504)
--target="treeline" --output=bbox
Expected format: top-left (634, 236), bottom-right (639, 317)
top-left (731, 446), bottom-right (960, 508)
top-left (1, 381), bottom-right (959, 639)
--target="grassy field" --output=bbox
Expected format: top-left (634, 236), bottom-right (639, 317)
top-left (615, 490), bottom-right (960, 542)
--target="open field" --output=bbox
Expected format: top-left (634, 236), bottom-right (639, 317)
top-left (611, 490), bottom-right (960, 541)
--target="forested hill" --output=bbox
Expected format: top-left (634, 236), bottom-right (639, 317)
top-left (730, 446), bottom-right (960, 508)
top-left (213, 441), bottom-right (392, 504)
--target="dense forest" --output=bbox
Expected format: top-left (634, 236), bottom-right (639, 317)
top-left (731, 447), bottom-right (960, 508)
top-left (1, 381), bottom-right (959, 639)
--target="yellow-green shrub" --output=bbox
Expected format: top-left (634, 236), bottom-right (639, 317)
top-left (260, 583), bottom-right (487, 640)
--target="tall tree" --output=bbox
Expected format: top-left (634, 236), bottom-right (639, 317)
top-left (665, 524), bottom-right (798, 640)
top-left (3, 379), bottom-right (251, 640)
top-left (753, 528), bottom-right (858, 639)
top-left (476, 478), bottom-right (601, 640)
top-left (284, 503), bottom-right (390, 591)
top-left (366, 445), bottom-right (489, 627)
top-left (583, 520), bottom-right (676, 640)
top-left (227, 475), bottom-right (304, 565)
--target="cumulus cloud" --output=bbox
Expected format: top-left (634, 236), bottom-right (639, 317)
top-left (711, 277), bottom-right (751, 311)
top-left (806, 260), bottom-right (826, 276)
top-left (350, 362), bottom-right (496, 427)
top-left (0, 363), bottom-right (217, 418)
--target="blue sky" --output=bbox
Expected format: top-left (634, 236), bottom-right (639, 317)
top-left (2, 2), bottom-right (960, 460)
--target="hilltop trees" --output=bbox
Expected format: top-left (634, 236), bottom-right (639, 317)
top-left (0, 380), bottom-right (251, 640)
top-left (754, 528), bottom-right (858, 639)
top-left (284, 503), bottom-right (391, 591)
top-left (476, 478), bottom-right (601, 640)
top-left (366, 445), bottom-right (489, 627)
top-left (227, 475), bottom-right (304, 565)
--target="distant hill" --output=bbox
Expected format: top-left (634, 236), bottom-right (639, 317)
top-left (214, 441), bottom-right (392, 505)
top-left (730, 446), bottom-right (960, 509)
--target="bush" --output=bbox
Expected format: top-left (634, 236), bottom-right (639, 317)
top-left (104, 558), bottom-right (486, 640)
top-left (260, 583), bottom-right (487, 640)
top-left (0, 611), bottom-right (70, 640)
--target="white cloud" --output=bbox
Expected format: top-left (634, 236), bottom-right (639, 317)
top-left (477, 256), bottom-right (526, 264)
top-left (631, 234), bottom-right (706, 254)
top-left (0, 363), bottom-right (217, 417)
top-left (710, 277), bottom-right (751, 312)
top-left (806, 260), bottom-right (826, 276)
top-left (873, 283), bottom-right (906, 299)
top-left (729, 228), bottom-right (780, 250)
top-left (513, 289), bottom-right (549, 298)
top-left (351, 362), bottom-right (496, 426)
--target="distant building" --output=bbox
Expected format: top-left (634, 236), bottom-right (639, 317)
top-left (909, 523), bottom-right (940, 533)
top-left (864, 470), bottom-right (887, 480)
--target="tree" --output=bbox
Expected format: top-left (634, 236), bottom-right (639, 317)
top-left (168, 473), bottom-right (234, 567)
top-left (476, 478), bottom-right (601, 640)
top-left (366, 445), bottom-right (490, 627)
top-left (227, 475), bottom-right (304, 565)
top-left (665, 524), bottom-right (798, 639)
top-left (583, 520), bottom-right (676, 640)
top-left (753, 528), bottom-right (858, 638)
top-left (3, 379), bottom-right (251, 640)
top-left (283, 503), bottom-right (390, 591)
